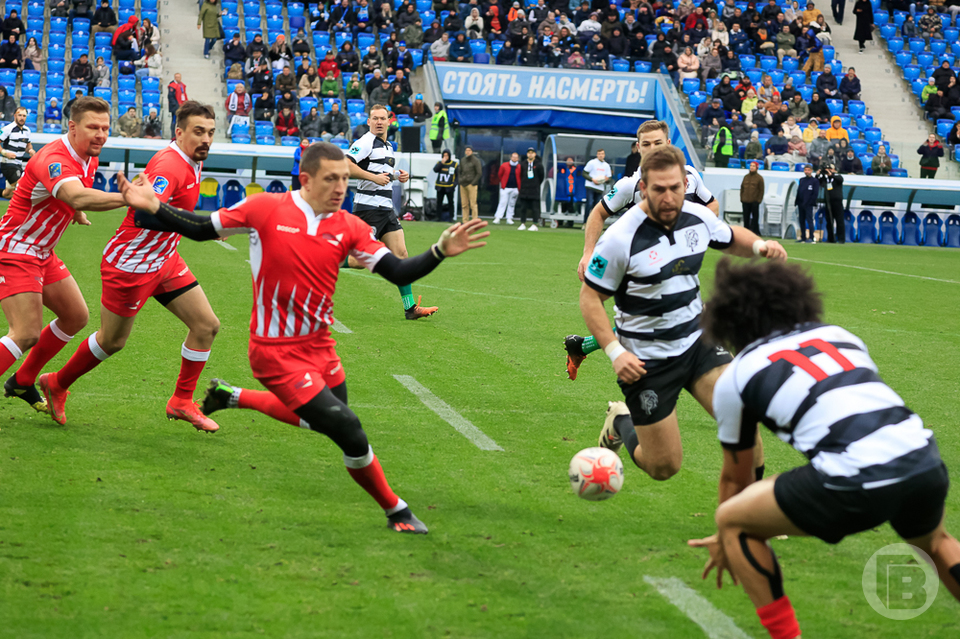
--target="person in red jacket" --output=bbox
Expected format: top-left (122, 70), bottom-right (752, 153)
top-left (276, 106), bottom-right (299, 137)
top-left (318, 50), bottom-right (340, 79)
top-left (493, 152), bottom-right (521, 224)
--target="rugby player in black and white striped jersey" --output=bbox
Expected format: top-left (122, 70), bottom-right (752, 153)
top-left (0, 107), bottom-right (35, 199)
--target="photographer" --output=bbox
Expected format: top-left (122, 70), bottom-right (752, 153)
top-left (817, 163), bottom-right (845, 243)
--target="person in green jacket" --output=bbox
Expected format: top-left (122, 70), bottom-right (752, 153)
top-left (198, 0), bottom-right (224, 58)
top-left (321, 71), bottom-right (339, 98)
top-left (712, 124), bottom-right (734, 168)
top-left (429, 102), bottom-right (450, 153)
top-left (921, 77), bottom-right (938, 105)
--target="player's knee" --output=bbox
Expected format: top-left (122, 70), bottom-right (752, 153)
top-left (395, 247), bottom-right (408, 259)
top-left (201, 316), bottom-right (221, 341)
top-left (646, 459), bottom-right (681, 481)
top-left (59, 307), bottom-right (90, 335)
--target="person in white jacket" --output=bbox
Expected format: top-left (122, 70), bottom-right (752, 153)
top-left (135, 44), bottom-right (163, 79)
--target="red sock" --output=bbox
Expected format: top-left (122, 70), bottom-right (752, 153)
top-left (757, 596), bottom-right (801, 639)
top-left (57, 333), bottom-right (110, 390)
top-left (174, 345), bottom-right (210, 400)
top-left (15, 320), bottom-right (73, 386)
top-left (237, 389), bottom-right (301, 426)
top-left (345, 449), bottom-right (400, 510)
top-left (0, 336), bottom-right (22, 378)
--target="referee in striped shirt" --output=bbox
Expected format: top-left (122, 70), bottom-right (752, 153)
top-left (0, 107), bottom-right (35, 199)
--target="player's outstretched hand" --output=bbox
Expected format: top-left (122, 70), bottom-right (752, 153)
top-left (117, 172), bottom-right (160, 214)
top-left (688, 534), bottom-right (738, 589)
top-left (71, 210), bottom-right (91, 226)
top-left (759, 240), bottom-right (787, 261)
top-left (437, 219), bottom-right (490, 257)
top-left (613, 351), bottom-right (646, 384)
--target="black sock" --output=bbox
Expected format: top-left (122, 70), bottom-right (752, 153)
top-left (755, 464), bottom-right (766, 482)
top-left (614, 414), bottom-right (642, 468)
top-left (950, 564), bottom-right (960, 588)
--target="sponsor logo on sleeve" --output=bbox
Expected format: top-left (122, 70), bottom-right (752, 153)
top-left (152, 176), bottom-right (169, 195)
top-left (48, 163), bottom-right (62, 179)
top-left (588, 254), bottom-right (608, 278)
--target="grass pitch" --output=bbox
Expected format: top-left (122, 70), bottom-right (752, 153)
top-left (1, 209), bottom-right (959, 638)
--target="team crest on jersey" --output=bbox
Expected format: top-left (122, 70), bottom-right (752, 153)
top-left (48, 163), bottom-right (62, 179)
top-left (605, 186), bottom-right (617, 200)
top-left (685, 229), bottom-right (699, 251)
top-left (348, 145), bottom-right (361, 156)
top-left (588, 254), bottom-right (608, 278)
top-left (639, 390), bottom-right (658, 415)
top-left (152, 176), bottom-right (169, 195)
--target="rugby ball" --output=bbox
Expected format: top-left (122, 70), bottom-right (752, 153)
top-left (569, 447), bottom-right (624, 501)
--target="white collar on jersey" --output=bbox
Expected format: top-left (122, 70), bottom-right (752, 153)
top-left (168, 140), bottom-right (201, 170)
top-left (291, 190), bottom-right (334, 236)
top-left (59, 134), bottom-right (93, 174)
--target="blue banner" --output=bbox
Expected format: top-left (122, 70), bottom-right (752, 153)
top-left (435, 63), bottom-right (657, 113)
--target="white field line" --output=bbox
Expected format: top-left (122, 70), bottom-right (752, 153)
top-left (643, 576), bottom-right (753, 639)
top-left (791, 257), bottom-right (960, 285)
top-left (392, 374), bottom-right (503, 451)
top-left (213, 240), bottom-right (237, 251)
top-left (331, 319), bottom-right (353, 334)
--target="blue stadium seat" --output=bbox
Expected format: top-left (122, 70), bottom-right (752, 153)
top-left (221, 180), bottom-right (244, 208)
top-left (335, 31), bottom-right (351, 48)
top-left (901, 212), bottom-right (921, 246)
top-left (781, 57), bottom-right (799, 72)
top-left (895, 50), bottom-right (913, 67)
top-left (267, 180), bottom-right (287, 193)
top-left (770, 162), bottom-right (789, 171)
top-left (878, 212), bottom-right (899, 245)
top-left (397, 114), bottom-right (414, 127)
top-left (280, 136), bottom-right (300, 146)
top-left (875, 9), bottom-right (889, 25)
top-left (258, 135), bottom-right (276, 145)
top-left (94, 32), bottom-right (113, 48)
top-left (794, 162), bottom-right (810, 172)
top-left (937, 119), bottom-right (954, 138)
top-left (224, 14), bottom-right (239, 30)
top-left (745, 69), bottom-right (763, 84)
top-left (887, 37), bottom-right (904, 54)
top-left (688, 91), bottom-right (707, 110)
top-left (333, 138), bottom-right (350, 149)
top-left (255, 121), bottom-right (274, 136)
top-left (473, 53), bottom-right (489, 64)
top-left (727, 158), bottom-right (741, 169)
top-left (118, 76), bottom-right (136, 91)
top-left (847, 100), bottom-right (866, 116)
top-left (880, 24), bottom-right (897, 40)
top-left (635, 60), bottom-right (652, 72)
top-left (739, 54), bottom-right (756, 68)
top-left (759, 55), bottom-right (777, 71)
top-left (917, 52), bottom-right (934, 68)
top-left (864, 127), bottom-right (882, 143)
top-left (45, 86), bottom-right (65, 101)
top-left (20, 98), bottom-right (38, 115)
top-left (267, 17), bottom-right (283, 31)
top-left (909, 37), bottom-right (926, 54)
top-left (119, 0), bottom-right (136, 8)
top-left (230, 133), bottom-right (252, 143)
top-left (857, 211), bottom-right (877, 243)
top-left (300, 96), bottom-right (318, 114)
top-left (44, 123), bottom-right (62, 134)
top-left (48, 43), bottom-right (66, 60)
top-left (289, 15), bottom-right (306, 30)
top-left (789, 70), bottom-right (806, 85)
top-left (922, 214), bottom-right (944, 247)
top-left (118, 89), bottom-right (136, 103)
top-left (903, 65), bottom-right (921, 81)
top-left (857, 114), bottom-right (874, 129)
top-left (469, 39), bottom-right (487, 55)
top-left (826, 99), bottom-right (843, 116)
top-left (681, 78), bottom-right (700, 94)
top-left (850, 139), bottom-right (868, 155)
top-left (945, 214), bottom-right (960, 248)
top-left (50, 17), bottom-right (68, 33)
top-left (844, 210), bottom-right (857, 242)
top-left (71, 46), bottom-right (90, 60)
top-left (349, 112), bottom-right (365, 127)
top-left (410, 48), bottom-right (423, 68)
top-left (93, 87), bottom-right (111, 101)
top-left (141, 77), bottom-right (160, 92)
top-left (930, 39), bottom-right (948, 56)
top-left (226, 79), bottom-right (244, 94)
top-left (346, 99), bottom-right (365, 114)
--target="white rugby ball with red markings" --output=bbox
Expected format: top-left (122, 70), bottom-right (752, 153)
top-left (569, 447), bottom-right (624, 501)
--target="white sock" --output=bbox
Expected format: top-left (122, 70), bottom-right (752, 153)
top-left (385, 498), bottom-right (408, 516)
top-left (88, 333), bottom-right (110, 361)
top-left (1, 335), bottom-right (22, 360)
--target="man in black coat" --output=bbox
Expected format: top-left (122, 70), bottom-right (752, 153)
top-left (794, 164), bottom-right (820, 243)
top-left (516, 147), bottom-right (545, 231)
top-left (818, 164), bottom-right (845, 243)
top-left (224, 32), bottom-right (247, 67)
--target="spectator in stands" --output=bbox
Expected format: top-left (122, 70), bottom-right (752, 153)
top-left (410, 93), bottom-right (428, 122)
top-left (465, 8), bottom-right (484, 38)
top-left (21, 36), bottom-right (41, 71)
top-left (701, 97), bottom-right (727, 127)
top-left (337, 42), bottom-right (360, 74)
top-left (388, 84), bottom-right (410, 115)
top-left (197, 0), bottom-right (224, 59)
top-left (933, 60), bottom-right (956, 92)
top-left (330, 0), bottom-right (356, 34)
top-left (775, 24), bottom-right (796, 62)
top-left (45, 98), bottom-right (62, 125)
top-left (782, 114), bottom-right (802, 139)
top-left (0, 33), bottom-right (19, 72)
top-left (945, 76), bottom-right (960, 107)
top-left (225, 83), bottom-right (252, 135)
top-left (424, 19), bottom-right (443, 44)
top-left (63, 89), bottom-right (82, 120)
top-left (787, 134), bottom-right (807, 166)
top-left (227, 62), bottom-right (243, 80)
top-left (275, 65), bottom-right (297, 94)
top-left (900, 13), bottom-right (916, 38)
top-left (443, 9), bottom-right (463, 33)
top-left (352, 0), bottom-right (372, 35)
top-left (700, 45), bottom-right (722, 79)
top-left (920, 6), bottom-right (943, 41)
top-left (678, 46), bottom-right (700, 80)
top-left (69, 53), bottom-right (93, 86)
top-left (496, 38), bottom-right (518, 64)
top-left (757, 74), bottom-right (779, 102)
top-left (167, 72), bottom-right (187, 136)
top-left (298, 66), bottom-right (321, 98)
top-left (808, 91), bottom-right (831, 121)
top-left (394, 3), bottom-right (418, 31)
top-left (300, 106), bottom-right (321, 139)
top-left (254, 88), bottom-right (274, 121)
top-left (224, 33), bottom-right (246, 67)
top-left (141, 18), bottom-right (160, 50)
top-left (2, 9), bottom-right (22, 41)
top-left (744, 130), bottom-right (763, 161)
top-left (276, 106), bottom-right (299, 138)
top-left (142, 107), bottom-right (163, 139)
top-left (871, 145), bottom-right (892, 176)
top-left (588, 41), bottom-right (609, 70)
top-left (369, 78), bottom-right (391, 106)
top-left (729, 111), bottom-right (751, 145)
top-left (292, 29), bottom-right (311, 56)
top-left (918, 133), bottom-right (945, 178)
top-left (799, 28), bottom-right (824, 73)
top-left (51, 0), bottom-right (69, 19)
top-left (386, 41), bottom-right (413, 75)
top-left (269, 35), bottom-right (293, 72)
top-left (728, 23), bottom-right (750, 54)
top-left (770, 101), bottom-right (792, 131)
top-left (801, 1), bottom-right (822, 25)
top-left (652, 44), bottom-right (680, 85)
top-left (721, 48), bottom-right (741, 72)
top-left (246, 33), bottom-right (267, 59)
top-left (321, 101), bottom-right (350, 142)
top-left (92, 0), bottom-right (117, 34)
top-left (365, 68), bottom-right (383, 94)
top-left (392, 68), bottom-right (412, 97)
top-left (117, 106), bottom-right (141, 137)
top-left (251, 60), bottom-right (273, 94)
top-left (578, 11), bottom-right (601, 42)
top-left (431, 31), bottom-right (451, 60)
top-left (277, 88), bottom-right (298, 113)
top-left (825, 115), bottom-right (849, 142)
top-left (840, 149), bottom-right (863, 174)
top-left (779, 77), bottom-right (798, 103)
top-left (924, 89), bottom-right (951, 120)
top-left (838, 67), bottom-right (861, 108)
top-left (806, 126), bottom-right (829, 167)
top-left (403, 18), bottom-right (424, 49)
top-left (320, 70), bottom-right (339, 98)
top-left (765, 130), bottom-right (791, 167)
top-left (815, 65), bottom-right (838, 98)
top-left (921, 76), bottom-right (939, 104)
top-left (788, 93), bottom-right (809, 121)
top-left (566, 44), bottom-right (587, 68)
top-left (361, 45), bottom-right (381, 75)
top-left (803, 116), bottom-right (820, 142)
top-left (319, 50), bottom-right (339, 78)
top-left (450, 33), bottom-right (473, 63)
top-left (486, 7), bottom-right (504, 41)
top-left (90, 56), bottom-right (109, 88)
top-left (246, 49), bottom-right (266, 79)
top-left (345, 73), bottom-right (363, 99)
top-left (113, 32), bottom-right (139, 62)
top-left (135, 44), bottom-right (162, 79)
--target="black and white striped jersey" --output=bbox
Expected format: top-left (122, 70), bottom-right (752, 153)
top-left (346, 132), bottom-right (395, 213)
top-left (584, 200), bottom-right (734, 360)
top-left (0, 122), bottom-right (30, 167)
top-left (714, 322), bottom-right (940, 490)
top-left (600, 165), bottom-right (715, 216)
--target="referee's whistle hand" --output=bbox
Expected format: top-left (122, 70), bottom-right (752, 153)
top-left (613, 352), bottom-right (646, 384)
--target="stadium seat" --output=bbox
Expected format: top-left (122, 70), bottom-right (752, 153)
top-left (900, 212), bottom-right (921, 246)
top-left (769, 70), bottom-right (784, 84)
top-left (794, 163), bottom-right (810, 172)
top-left (44, 123), bottom-right (62, 134)
top-left (759, 56), bottom-right (777, 71)
top-left (937, 119), bottom-right (954, 138)
top-left (878, 212), bottom-right (900, 245)
top-left (266, 180), bottom-right (287, 193)
top-left (244, 16), bottom-right (261, 30)
top-left (93, 87), bottom-right (111, 100)
top-left (917, 52), bottom-right (934, 68)
top-left (280, 136), bottom-right (300, 146)
top-left (410, 49), bottom-right (423, 68)
top-left (887, 37), bottom-right (904, 54)
top-left (197, 178), bottom-right (222, 210)
top-left (895, 51), bottom-right (913, 68)
top-left (857, 211), bottom-right (877, 243)
top-left (223, 15), bottom-right (239, 30)
top-left (770, 162), bottom-right (790, 171)
top-left (92, 172), bottom-right (106, 191)
top-left (469, 39), bottom-right (487, 55)
top-left (267, 17), bottom-right (283, 31)
top-left (857, 114), bottom-right (874, 129)
top-left (922, 214), bottom-right (944, 247)
top-left (357, 33), bottom-right (375, 50)
top-left (889, 154), bottom-right (900, 168)
top-left (880, 24), bottom-right (897, 40)
top-left (826, 99), bottom-right (843, 116)
top-left (117, 76), bottom-right (136, 91)
top-left (822, 46), bottom-right (834, 61)
top-left (227, 79), bottom-right (244, 94)
top-left (875, 9), bottom-right (889, 25)
top-left (335, 32), bottom-right (351, 48)
top-left (844, 210), bottom-right (857, 242)
top-left (681, 78), bottom-right (700, 94)
top-left (300, 96), bottom-right (318, 115)
top-left (222, 179), bottom-right (245, 207)
top-left (851, 139), bottom-right (868, 155)
top-left (847, 101), bottom-right (866, 117)
top-left (890, 168), bottom-right (909, 177)
top-left (258, 135), bottom-right (276, 146)
top-left (797, 84), bottom-right (813, 102)
top-left (255, 121), bottom-right (274, 136)
top-left (611, 58), bottom-right (629, 72)
top-left (473, 53), bottom-right (490, 64)
top-left (945, 214), bottom-right (960, 248)
top-left (142, 9), bottom-right (158, 22)
top-left (781, 56), bottom-right (799, 72)
top-left (635, 60), bottom-right (652, 72)
top-left (745, 69), bottom-right (763, 84)
top-left (864, 127), bottom-right (882, 143)
top-left (346, 99), bottom-right (365, 114)
top-left (909, 38), bottom-right (926, 54)
top-left (738, 54), bottom-right (756, 68)
top-left (50, 17), bottom-right (68, 32)
top-left (246, 183), bottom-right (264, 197)
top-left (397, 114), bottom-right (414, 127)
top-left (903, 65), bottom-right (921, 81)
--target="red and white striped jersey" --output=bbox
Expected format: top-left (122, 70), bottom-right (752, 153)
top-left (103, 141), bottom-right (202, 273)
top-left (0, 135), bottom-right (98, 259)
top-left (212, 190), bottom-right (391, 343)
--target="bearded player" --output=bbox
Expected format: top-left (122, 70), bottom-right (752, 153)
top-left (2, 97), bottom-right (126, 413)
top-left (115, 142), bottom-right (489, 533)
top-left (38, 102), bottom-right (221, 430)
